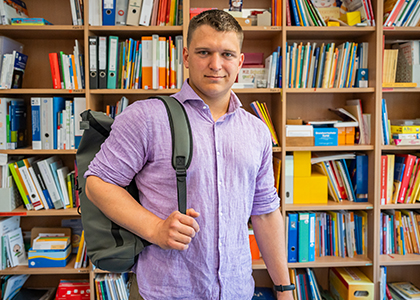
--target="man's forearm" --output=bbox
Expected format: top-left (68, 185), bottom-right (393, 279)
top-left (251, 209), bottom-right (293, 299)
top-left (85, 175), bottom-right (163, 244)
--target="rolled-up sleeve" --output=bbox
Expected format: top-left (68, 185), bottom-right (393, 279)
top-left (84, 102), bottom-right (149, 187)
top-left (251, 125), bottom-right (280, 215)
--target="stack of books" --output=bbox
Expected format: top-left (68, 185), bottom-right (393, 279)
top-left (286, 41), bottom-right (369, 89)
top-left (250, 100), bottom-right (279, 147)
top-left (380, 153), bottom-right (420, 205)
top-left (380, 210), bottom-right (420, 256)
top-left (8, 156), bottom-right (79, 211)
top-left (384, 0), bottom-right (420, 27)
top-left (0, 216), bottom-right (27, 270)
top-left (49, 39), bottom-right (84, 90)
top-left (89, 0), bottom-right (183, 27)
top-left (391, 121), bottom-right (420, 146)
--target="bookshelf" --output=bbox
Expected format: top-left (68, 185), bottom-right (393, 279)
top-left (0, 0), bottom-right (419, 298)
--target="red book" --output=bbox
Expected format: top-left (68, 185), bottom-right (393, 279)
top-left (381, 155), bottom-right (388, 205)
top-left (286, 0), bottom-right (291, 26)
top-left (49, 53), bottom-right (61, 89)
top-left (397, 154), bottom-right (417, 203)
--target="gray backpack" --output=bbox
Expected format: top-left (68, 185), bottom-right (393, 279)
top-left (76, 96), bottom-right (192, 272)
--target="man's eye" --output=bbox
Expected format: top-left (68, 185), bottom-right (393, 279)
top-left (224, 53), bottom-right (233, 57)
top-left (198, 51), bottom-right (208, 55)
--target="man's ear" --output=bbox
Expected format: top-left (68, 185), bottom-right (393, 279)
top-left (183, 47), bottom-right (189, 69)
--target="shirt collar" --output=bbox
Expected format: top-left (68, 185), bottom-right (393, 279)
top-left (173, 79), bottom-right (243, 114)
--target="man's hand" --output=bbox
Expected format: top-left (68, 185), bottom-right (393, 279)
top-left (277, 291), bottom-right (294, 300)
top-left (154, 208), bottom-right (200, 250)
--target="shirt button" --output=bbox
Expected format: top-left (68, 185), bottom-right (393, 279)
top-left (219, 181), bottom-right (222, 185)
top-left (217, 151), bottom-right (220, 156)
top-left (203, 106), bottom-right (207, 109)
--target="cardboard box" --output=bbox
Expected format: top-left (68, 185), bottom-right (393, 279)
top-left (329, 267), bottom-right (374, 300)
top-left (341, 11), bottom-right (361, 26)
top-left (257, 11), bottom-right (271, 26)
top-left (314, 128), bottom-right (338, 146)
top-left (286, 137), bottom-right (314, 146)
top-left (293, 172), bottom-right (328, 204)
top-left (28, 227), bottom-right (72, 268)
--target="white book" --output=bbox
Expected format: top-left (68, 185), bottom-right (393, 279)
top-left (265, 54), bottom-right (273, 88)
top-left (286, 46), bottom-right (290, 88)
top-left (139, 0), bottom-right (154, 26)
top-left (159, 37), bottom-right (166, 89)
top-left (6, 227), bottom-right (27, 267)
top-left (269, 52), bottom-right (278, 89)
top-left (61, 53), bottom-right (72, 90)
top-left (74, 40), bottom-right (83, 89)
top-left (37, 156), bottom-right (64, 209)
top-left (152, 34), bottom-right (159, 89)
top-left (409, 2), bottom-right (420, 25)
top-left (69, 0), bottom-right (78, 25)
top-left (0, 216), bottom-right (20, 236)
top-left (73, 97), bottom-right (86, 149)
top-left (0, 53), bottom-right (12, 88)
top-left (17, 158), bottom-right (44, 210)
top-left (175, 36), bottom-right (183, 88)
top-left (41, 97), bottom-right (54, 150)
top-left (405, 0), bottom-right (420, 25)
top-left (65, 100), bottom-right (72, 149)
top-left (56, 166), bottom-right (70, 208)
top-left (284, 155), bottom-right (294, 204)
top-left (2, 274), bottom-right (29, 300)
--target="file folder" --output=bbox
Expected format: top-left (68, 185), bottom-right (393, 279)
top-left (115, 0), bottom-right (129, 25)
top-left (103, 0), bottom-right (116, 26)
top-left (98, 36), bottom-right (108, 89)
top-left (107, 36), bottom-right (119, 89)
top-left (88, 36), bottom-right (98, 89)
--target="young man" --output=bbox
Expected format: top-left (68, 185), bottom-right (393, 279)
top-left (85, 10), bottom-right (293, 300)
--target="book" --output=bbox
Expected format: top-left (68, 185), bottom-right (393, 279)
top-left (389, 282), bottom-right (420, 299)
top-left (11, 17), bottom-right (52, 25)
top-left (10, 51), bottom-right (28, 88)
top-left (5, 227), bottom-right (27, 266)
top-left (0, 0), bottom-right (29, 25)
top-left (1, 274), bottom-right (30, 300)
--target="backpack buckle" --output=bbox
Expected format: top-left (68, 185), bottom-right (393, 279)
top-left (175, 156), bottom-right (187, 177)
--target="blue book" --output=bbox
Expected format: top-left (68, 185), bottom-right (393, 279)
top-left (274, 46), bottom-right (281, 88)
top-left (49, 160), bottom-right (64, 207)
top-left (311, 47), bottom-right (320, 88)
top-left (290, 0), bottom-right (301, 26)
top-left (382, 99), bottom-right (390, 145)
top-left (349, 154), bottom-right (369, 202)
top-left (325, 213), bottom-right (330, 256)
top-left (31, 98), bottom-right (41, 150)
top-left (288, 213), bottom-right (298, 263)
top-left (296, 0), bottom-right (308, 26)
top-left (380, 212), bottom-right (383, 254)
top-left (289, 44), bottom-right (294, 88)
top-left (347, 44), bottom-right (358, 87)
top-left (300, 274), bottom-right (307, 300)
top-left (9, 100), bottom-right (26, 149)
top-left (278, 56), bottom-right (282, 88)
top-left (354, 214), bottom-right (360, 254)
top-left (340, 159), bottom-right (357, 201)
top-left (339, 42), bottom-right (351, 88)
top-left (53, 97), bottom-right (65, 149)
top-left (317, 44), bottom-right (327, 88)
top-left (11, 51), bottom-right (28, 88)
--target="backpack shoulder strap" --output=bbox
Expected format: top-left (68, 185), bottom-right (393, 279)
top-left (153, 96), bottom-right (193, 214)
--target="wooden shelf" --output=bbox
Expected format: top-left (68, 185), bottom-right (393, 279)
top-left (288, 255), bottom-right (372, 268)
top-left (0, 89), bottom-right (85, 94)
top-left (0, 26), bottom-right (84, 39)
top-left (286, 88), bottom-right (374, 93)
top-left (0, 255), bottom-right (89, 275)
top-left (286, 145), bottom-right (374, 151)
top-left (380, 254), bottom-right (420, 266)
top-left (272, 147), bottom-right (281, 152)
top-left (383, 27), bottom-right (420, 39)
top-left (233, 88), bottom-right (281, 94)
top-left (381, 145), bottom-right (420, 150)
top-left (286, 26), bottom-right (375, 39)
top-left (0, 148), bottom-right (77, 155)
top-left (90, 89), bottom-right (180, 94)
top-left (285, 200), bottom-right (374, 211)
top-left (0, 206), bottom-right (79, 217)
top-left (380, 203), bottom-right (420, 210)
top-left (382, 88), bottom-right (420, 93)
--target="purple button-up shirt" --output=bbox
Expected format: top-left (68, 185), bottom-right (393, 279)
top-left (85, 80), bottom-right (280, 300)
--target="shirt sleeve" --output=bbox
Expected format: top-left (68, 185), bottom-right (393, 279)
top-left (84, 101), bottom-right (150, 187)
top-left (251, 124), bottom-right (280, 215)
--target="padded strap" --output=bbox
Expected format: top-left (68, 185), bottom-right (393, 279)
top-left (154, 96), bottom-right (193, 215)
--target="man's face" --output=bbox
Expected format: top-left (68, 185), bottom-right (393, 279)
top-left (183, 25), bottom-right (244, 103)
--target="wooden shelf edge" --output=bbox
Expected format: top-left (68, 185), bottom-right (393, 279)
top-left (0, 148), bottom-right (77, 155)
top-left (286, 88), bottom-right (374, 93)
top-left (0, 205), bottom-right (79, 217)
top-left (286, 145), bottom-right (374, 151)
top-left (288, 256), bottom-right (372, 268)
top-left (379, 254), bottom-right (420, 266)
top-left (380, 203), bottom-right (420, 209)
top-left (0, 255), bottom-right (89, 275)
top-left (285, 200), bottom-right (374, 211)
top-left (0, 89), bottom-right (85, 94)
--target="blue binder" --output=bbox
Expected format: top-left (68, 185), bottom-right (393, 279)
top-left (287, 213), bottom-right (298, 263)
top-left (102, 0), bottom-right (116, 26)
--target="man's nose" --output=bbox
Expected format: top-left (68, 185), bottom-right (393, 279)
top-left (209, 54), bottom-right (222, 71)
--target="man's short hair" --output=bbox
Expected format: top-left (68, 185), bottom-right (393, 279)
top-left (187, 9), bottom-right (244, 49)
